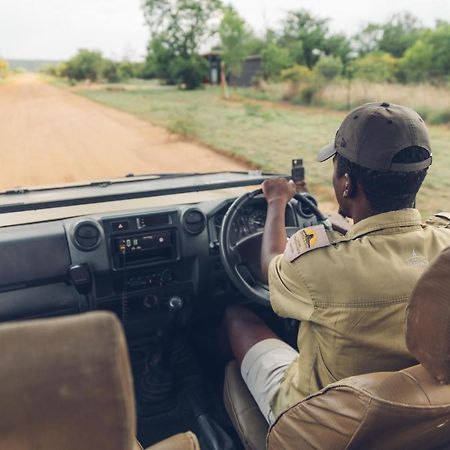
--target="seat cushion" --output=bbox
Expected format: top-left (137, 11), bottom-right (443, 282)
top-left (223, 361), bottom-right (268, 450)
top-left (0, 312), bottom-right (136, 450)
top-left (145, 432), bottom-right (200, 450)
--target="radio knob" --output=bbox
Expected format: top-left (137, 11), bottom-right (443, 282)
top-left (143, 295), bottom-right (159, 309)
top-left (168, 296), bottom-right (183, 311)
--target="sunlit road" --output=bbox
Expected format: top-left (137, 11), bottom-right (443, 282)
top-left (0, 74), bottom-right (248, 190)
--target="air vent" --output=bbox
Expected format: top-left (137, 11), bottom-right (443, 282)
top-left (182, 209), bottom-right (206, 235)
top-left (73, 221), bottom-right (102, 251)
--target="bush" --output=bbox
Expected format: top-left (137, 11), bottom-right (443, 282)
top-left (400, 24), bottom-right (450, 83)
top-left (170, 55), bottom-right (208, 90)
top-left (0, 59), bottom-right (9, 78)
top-left (353, 52), bottom-right (399, 82)
top-left (314, 55), bottom-right (343, 80)
top-left (261, 43), bottom-right (294, 80)
top-left (281, 64), bottom-right (313, 83)
top-left (102, 59), bottom-right (121, 83)
top-left (65, 49), bottom-right (104, 81)
top-left (429, 110), bottom-right (450, 125)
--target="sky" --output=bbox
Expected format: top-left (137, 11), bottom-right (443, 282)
top-left (1, 0), bottom-right (450, 61)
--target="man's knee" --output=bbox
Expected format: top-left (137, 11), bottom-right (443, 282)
top-left (224, 305), bottom-right (259, 331)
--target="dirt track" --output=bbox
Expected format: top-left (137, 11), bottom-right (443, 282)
top-left (0, 74), bottom-right (248, 191)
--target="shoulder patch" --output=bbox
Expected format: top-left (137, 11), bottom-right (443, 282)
top-left (426, 212), bottom-right (450, 228)
top-left (284, 224), bottom-right (331, 263)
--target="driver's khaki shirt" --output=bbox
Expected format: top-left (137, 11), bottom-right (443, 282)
top-left (268, 209), bottom-right (450, 418)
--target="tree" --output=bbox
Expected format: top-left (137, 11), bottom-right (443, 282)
top-left (354, 13), bottom-right (423, 58)
top-left (279, 9), bottom-right (351, 68)
top-left (401, 22), bottom-right (450, 83)
top-left (280, 10), bottom-right (328, 67)
top-left (353, 52), bottom-right (399, 82)
top-left (219, 6), bottom-right (251, 81)
top-left (142, 0), bottom-right (222, 88)
top-left (102, 59), bottom-right (121, 83)
top-left (314, 55), bottom-right (343, 80)
top-left (261, 40), bottom-right (294, 80)
top-left (65, 49), bottom-right (104, 81)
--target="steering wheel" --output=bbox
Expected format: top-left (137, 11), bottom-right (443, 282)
top-left (219, 188), bottom-right (330, 307)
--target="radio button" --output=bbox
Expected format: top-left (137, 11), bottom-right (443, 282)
top-left (112, 221), bottom-right (129, 232)
top-left (143, 295), bottom-right (159, 309)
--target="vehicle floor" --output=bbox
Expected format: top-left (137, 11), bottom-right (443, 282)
top-left (131, 321), bottom-right (243, 449)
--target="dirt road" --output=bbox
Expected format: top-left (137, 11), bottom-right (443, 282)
top-left (0, 74), bottom-right (248, 191)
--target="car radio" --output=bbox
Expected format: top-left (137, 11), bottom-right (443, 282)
top-left (112, 229), bottom-right (178, 268)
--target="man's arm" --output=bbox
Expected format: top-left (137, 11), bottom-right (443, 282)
top-left (261, 178), bottom-right (296, 282)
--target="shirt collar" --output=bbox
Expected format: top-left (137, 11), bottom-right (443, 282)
top-left (345, 209), bottom-right (422, 240)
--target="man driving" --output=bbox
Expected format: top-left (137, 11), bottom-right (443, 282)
top-left (225, 102), bottom-right (450, 425)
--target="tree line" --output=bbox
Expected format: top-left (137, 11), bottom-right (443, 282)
top-left (46, 1), bottom-right (450, 89)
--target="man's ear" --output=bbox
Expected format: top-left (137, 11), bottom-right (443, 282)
top-left (343, 173), bottom-right (356, 198)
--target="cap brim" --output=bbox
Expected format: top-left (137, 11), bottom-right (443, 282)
top-left (317, 142), bottom-right (336, 162)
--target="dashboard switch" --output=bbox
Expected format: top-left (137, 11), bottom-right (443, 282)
top-left (168, 296), bottom-right (183, 311)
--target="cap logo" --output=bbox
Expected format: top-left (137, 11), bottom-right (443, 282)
top-left (340, 137), bottom-right (347, 148)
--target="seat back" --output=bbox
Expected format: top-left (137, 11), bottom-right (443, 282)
top-left (268, 246), bottom-right (450, 450)
top-left (0, 312), bottom-right (136, 450)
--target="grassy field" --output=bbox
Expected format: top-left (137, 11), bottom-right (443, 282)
top-left (78, 85), bottom-right (450, 218)
top-left (239, 80), bottom-right (450, 125)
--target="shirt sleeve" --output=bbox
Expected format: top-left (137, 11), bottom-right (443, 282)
top-left (268, 253), bottom-right (314, 321)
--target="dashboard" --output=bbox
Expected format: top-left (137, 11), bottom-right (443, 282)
top-left (0, 191), bottom-right (319, 338)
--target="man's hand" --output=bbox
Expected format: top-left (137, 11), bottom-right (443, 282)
top-left (262, 178), bottom-right (297, 205)
top-left (261, 178), bottom-right (296, 283)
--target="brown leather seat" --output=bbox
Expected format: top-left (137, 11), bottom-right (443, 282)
top-left (0, 311), bottom-right (200, 450)
top-left (224, 247), bottom-right (450, 450)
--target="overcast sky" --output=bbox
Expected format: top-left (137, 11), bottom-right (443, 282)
top-left (1, 0), bottom-right (450, 60)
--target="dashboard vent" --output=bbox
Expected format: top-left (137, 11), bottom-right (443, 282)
top-left (73, 221), bottom-right (102, 251)
top-left (182, 209), bottom-right (206, 235)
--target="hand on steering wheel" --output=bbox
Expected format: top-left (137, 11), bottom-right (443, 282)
top-left (219, 182), bottom-right (330, 307)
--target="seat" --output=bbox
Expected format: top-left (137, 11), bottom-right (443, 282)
top-left (224, 246), bottom-right (450, 450)
top-left (0, 311), bottom-right (200, 450)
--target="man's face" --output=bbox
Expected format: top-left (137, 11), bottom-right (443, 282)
top-left (332, 156), bottom-right (351, 218)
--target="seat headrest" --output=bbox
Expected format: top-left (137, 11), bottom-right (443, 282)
top-left (406, 246), bottom-right (450, 384)
top-left (0, 312), bottom-right (136, 450)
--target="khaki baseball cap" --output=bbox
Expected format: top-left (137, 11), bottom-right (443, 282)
top-left (317, 102), bottom-right (432, 172)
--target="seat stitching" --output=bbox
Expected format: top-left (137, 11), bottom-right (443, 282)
top-left (400, 371), bottom-right (432, 405)
top-left (346, 396), bottom-right (373, 449)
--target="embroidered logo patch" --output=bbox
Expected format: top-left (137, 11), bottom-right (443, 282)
top-left (406, 250), bottom-right (429, 267)
top-left (284, 225), bottom-right (331, 262)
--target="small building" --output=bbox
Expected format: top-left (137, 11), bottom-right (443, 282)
top-left (202, 52), bottom-right (262, 87)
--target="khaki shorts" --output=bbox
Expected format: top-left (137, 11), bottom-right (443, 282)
top-left (240, 338), bottom-right (298, 424)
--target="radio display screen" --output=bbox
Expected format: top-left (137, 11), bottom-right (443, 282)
top-left (113, 230), bottom-right (176, 267)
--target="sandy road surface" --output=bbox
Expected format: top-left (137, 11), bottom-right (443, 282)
top-left (0, 74), bottom-right (248, 191)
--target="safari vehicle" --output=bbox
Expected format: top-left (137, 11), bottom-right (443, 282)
top-left (1, 168), bottom-right (450, 450)
top-left (0, 168), bottom-right (323, 448)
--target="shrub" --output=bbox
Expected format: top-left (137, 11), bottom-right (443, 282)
top-left (353, 52), bottom-right (399, 82)
top-left (261, 43), bottom-right (294, 80)
top-left (0, 59), bottom-right (9, 78)
top-left (170, 55), bottom-right (208, 90)
top-left (281, 65), bottom-right (313, 83)
top-left (314, 55), bottom-right (343, 81)
top-left (65, 49), bottom-right (104, 81)
top-left (102, 59), bottom-right (121, 83)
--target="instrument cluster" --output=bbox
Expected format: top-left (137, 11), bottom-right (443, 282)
top-left (213, 205), bottom-right (267, 245)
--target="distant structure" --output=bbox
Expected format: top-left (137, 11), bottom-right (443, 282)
top-left (202, 52), bottom-right (262, 87)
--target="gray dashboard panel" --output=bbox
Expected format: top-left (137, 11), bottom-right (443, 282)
top-left (0, 221), bottom-right (71, 287)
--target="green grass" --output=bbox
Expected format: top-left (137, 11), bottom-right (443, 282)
top-left (77, 86), bottom-right (450, 218)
